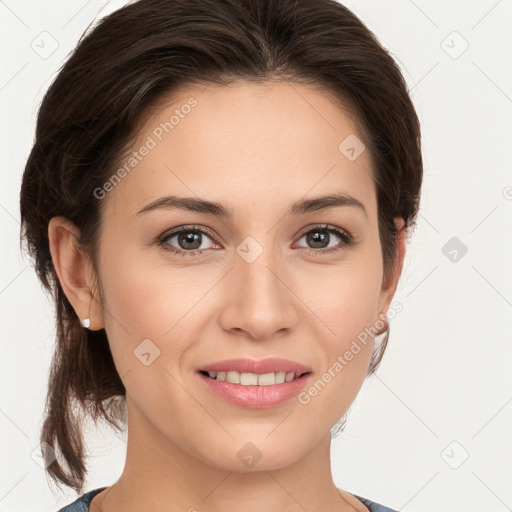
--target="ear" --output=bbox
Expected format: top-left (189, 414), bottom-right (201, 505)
top-left (377, 216), bottom-right (407, 316)
top-left (48, 216), bottom-right (105, 330)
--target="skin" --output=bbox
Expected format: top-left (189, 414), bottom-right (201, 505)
top-left (48, 80), bottom-right (406, 512)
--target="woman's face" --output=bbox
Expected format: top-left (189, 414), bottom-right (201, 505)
top-left (90, 80), bottom-right (403, 471)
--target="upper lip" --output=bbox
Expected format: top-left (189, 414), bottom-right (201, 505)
top-left (199, 358), bottom-right (312, 375)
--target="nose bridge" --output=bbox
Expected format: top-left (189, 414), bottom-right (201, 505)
top-left (220, 232), bottom-right (298, 338)
top-left (235, 233), bottom-right (286, 304)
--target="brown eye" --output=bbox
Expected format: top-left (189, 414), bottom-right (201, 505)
top-left (295, 224), bottom-right (355, 254)
top-left (158, 226), bottom-right (219, 257)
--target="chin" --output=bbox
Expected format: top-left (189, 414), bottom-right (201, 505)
top-left (194, 433), bottom-right (313, 473)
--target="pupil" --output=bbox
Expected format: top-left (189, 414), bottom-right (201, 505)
top-left (179, 231), bottom-right (201, 250)
top-left (308, 230), bottom-right (328, 249)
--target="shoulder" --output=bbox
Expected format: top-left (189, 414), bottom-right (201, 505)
top-left (56, 486), bottom-right (399, 512)
top-left (338, 487), bottom-right (400, 512)
top-left (354, 494), bottom-right (401, 512)
top-left (55, 487), bottom-right (107, 512)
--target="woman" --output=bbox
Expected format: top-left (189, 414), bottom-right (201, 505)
top-left (19, 0), bottom-right (422, 510)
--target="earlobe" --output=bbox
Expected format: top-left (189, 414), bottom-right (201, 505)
top-left (48, 216), bottom-right (104, 330)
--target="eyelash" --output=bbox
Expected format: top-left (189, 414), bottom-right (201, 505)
top-left (157, 223), bottom-right (355, 258)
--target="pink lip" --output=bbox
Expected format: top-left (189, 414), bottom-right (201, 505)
top-left (197, 358), bottom-right (312, 409)
top-left (198, 357), bottom-right (312, 375)
top-left (198, 372), bottom-right (312, 409)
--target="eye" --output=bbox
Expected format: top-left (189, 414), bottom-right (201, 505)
top-left (157, 225), bottom-right (220, 257)
top-left (294, 224), bottom-right (355, 255)
top-left (157, 223), bottom-right (355, 258)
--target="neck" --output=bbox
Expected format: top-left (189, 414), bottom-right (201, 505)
top-left (94, 397), bottom-right (361, 512)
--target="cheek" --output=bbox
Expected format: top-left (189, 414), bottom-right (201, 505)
top-left (95, 246), bottom-right (167, 363)
top-left (97, 247), bottom-right (216, 363)
top-left (296, 267), bottom-right (380, 426)
top-left (300, 254), bottom-right (383, 342)
top-left (297, 251), bottom-right (382, 393)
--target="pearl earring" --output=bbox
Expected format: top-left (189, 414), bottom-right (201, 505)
top-left (80, 318), bottom-right (91, 329)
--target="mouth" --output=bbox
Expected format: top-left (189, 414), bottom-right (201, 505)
top-left (197, 369), bottom-right (313, 409)
top-left (196, 358), bottom-right (313, 408)
top-left (198, 369), bottom-right (311, 386)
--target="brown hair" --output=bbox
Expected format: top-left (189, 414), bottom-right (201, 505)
top-left (19, 0), bottom-right (422, 495)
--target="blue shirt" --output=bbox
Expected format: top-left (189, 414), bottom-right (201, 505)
top-left (56, 486), bottom-right (400, 512)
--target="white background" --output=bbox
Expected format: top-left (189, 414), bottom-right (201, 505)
top-left (1, 1), bottom-right (511, 511)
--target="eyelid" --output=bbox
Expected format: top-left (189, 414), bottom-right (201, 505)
top-left (157, 224), bottom-right (221, 247)
top-left (294, 223), bottom-right (353, 242)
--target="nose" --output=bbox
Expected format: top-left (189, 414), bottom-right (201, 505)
top-left (218, 241), bottom-right (300, 341)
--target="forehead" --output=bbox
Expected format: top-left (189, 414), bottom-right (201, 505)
top-left (101, 80), bottom-right (376, 221)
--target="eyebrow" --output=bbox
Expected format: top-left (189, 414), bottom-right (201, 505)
top-left (135, 192), bottom-right (367, 220)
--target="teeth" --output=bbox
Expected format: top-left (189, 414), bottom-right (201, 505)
top-left (240, 372), bottom-right (257, 385)
top-left (227, 371), bottom-right (241, 384)
top-left (205, 371), bottom-right (300, 385)
top-left (285, 372), bottom-right (295, 382)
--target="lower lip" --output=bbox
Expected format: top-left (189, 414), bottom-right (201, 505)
top-left (198, 372), bottom-right (311, 409)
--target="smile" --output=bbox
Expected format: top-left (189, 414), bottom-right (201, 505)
top-left (199, 370), bottom-right (308, 385)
